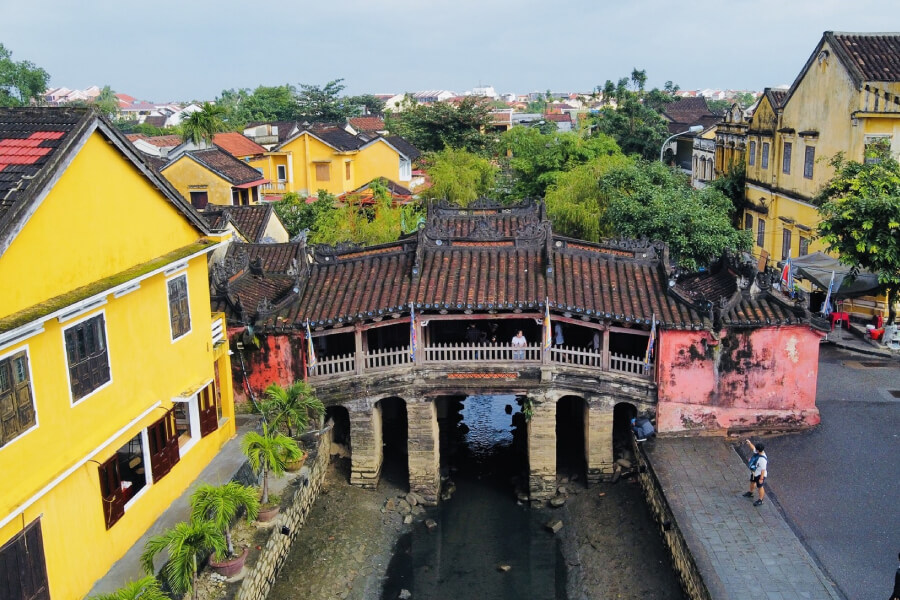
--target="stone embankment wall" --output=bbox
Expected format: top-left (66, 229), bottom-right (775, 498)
top-left (236, 428), bottom-right (332, 600)
top-left (634, 440), bottom-right (712, 600)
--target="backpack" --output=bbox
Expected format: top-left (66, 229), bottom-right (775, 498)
top-left (748, 453), bottom-right (766, 471)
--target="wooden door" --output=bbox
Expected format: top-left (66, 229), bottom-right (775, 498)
top-left (148, 410), bottom-right (179, 481)
top-left (0, 519), bottom-right (50, 600)
top-left (198, 384), bottom-right (218, 438)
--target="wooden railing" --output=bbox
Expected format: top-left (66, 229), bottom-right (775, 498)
top-left (424, 342), bottom-right (541, 363)
top-left (309, 352), bottom-right (356, 377)
top-left (308, 343), bottom-right (652, 380)
top-left (211, 313), bottom-right (226, 346)
top-left (365, 346), bottom-right (412, 371)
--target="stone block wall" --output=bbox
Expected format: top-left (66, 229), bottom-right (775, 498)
top-left (527, 395), bottom-right (557, 500)
top-left (406, 400), bottom-right (440, 505)
top-left (349, 400), bottom-right (382, 489)
top-left (634, 440), bottom-right (711, 600)
top-left (236, 429), bottom-right (332, 600)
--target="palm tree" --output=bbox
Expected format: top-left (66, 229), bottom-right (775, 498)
top-left (140, 520), bottom-right (226, 600)
top-left (88, 576), bottom-right (168, 600)
top-left (190, 482), bottom-right (259, 558)
top-left (181, 102), bottom-right (227, 147)
top-left (241, 422), bottom-right (302, 505)
top-left (262, 381), bottom-right (325, 437)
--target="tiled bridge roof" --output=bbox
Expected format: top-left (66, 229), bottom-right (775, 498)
top-left (211, 199), bottom-right (812, 333)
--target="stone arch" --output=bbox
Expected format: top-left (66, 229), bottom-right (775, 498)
top-left (556, 395), bottom-right (588, 483)
top-left (612, 401), bottom-right (638, 457)
top-left (376, 396), bottom-right (409, 489)
top-left (325, 405), bottom-right (351, 460)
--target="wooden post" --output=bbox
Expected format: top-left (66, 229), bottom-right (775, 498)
top-left (415, 319), bottom-right (425, 367)
top-left (355, 326), bottom-right (364, 375)
top-left (602, 329), bottom-right (610, 370)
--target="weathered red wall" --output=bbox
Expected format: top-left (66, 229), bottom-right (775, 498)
top-left (656, 325), bottom-right (824, 432)
top-left (229, 329), bottom-right (302, 405)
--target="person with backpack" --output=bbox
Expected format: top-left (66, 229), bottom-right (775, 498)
top-left (742, 440), bottom-right (768, 506)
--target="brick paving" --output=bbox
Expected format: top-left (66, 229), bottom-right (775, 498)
top-left (645, 437), bottom-right (843, 600)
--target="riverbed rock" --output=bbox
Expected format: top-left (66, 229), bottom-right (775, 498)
top-left (557, 485), bottom-right (568, 495)
top-left (397, 499), bottom-right (411, 514)
top-left (531, 499), bottom-right (544, 509)
top-left (610, 470), bottom-right (621, 484)
top-left (425, 519), bottom-right (437, 532)
top-left (545, 519), bottom-right (564, 533)
top-left (497, 564), bottom-right (512, 572)
top-left (399, 589), bottom-right (412, 599)
top-left (517, 492), bottom-right (529, 503)
top-left (405, 493), bottom-right (418, 506)
top-left (403, 514), bottom-right (414, 524)
top-left (550, 496), bottom-right (566, 508)
top-left (616, 458), bottom-right (632, 469)
top-left (559, 476), bottom-right (569, 484)
top-left (383, 498), bottom-right (396, 512)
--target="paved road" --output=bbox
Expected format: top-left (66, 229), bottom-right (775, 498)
top-left (767, 345), bottom-right (900, 600)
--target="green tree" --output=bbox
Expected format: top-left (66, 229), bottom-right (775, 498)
top-left (419, 148), bottom-right (496, 206)
top-left (244, 84), bottom-right (299, 122)
top-left (602, 159), bottom-right (751, 269)
top-left (181, 102), bottom-right (228, 146)
top-left (309, 192), bottom-right (411, 246)
top-left (544, 153), bottom-right (632, 241)
top-left (92, 85), bottom-right (119, 119)
top-left (140, 520), bottom-right (226, 600)
top-left (385, 96), bottom-right (493, 154)
top-left (190, 482), bottom-right (259, 558)
top-left (500, 127), bottom-right (621, 198)
top-left (709, 161), bottom-right (747, 226)
top-left (241, 423), bottom-right (302, 505)
top-left (817, 149), bottom-right (900, 322)
top-left (273, 191), bottom-right (335, 238)
top-left (261, 380), bottom-right (324, 438)
top-left (0, 43), bottom-right (49, 107)
top-left (87, 576), bottom-right (168, 600)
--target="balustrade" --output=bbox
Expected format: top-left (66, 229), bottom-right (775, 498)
top-left (307, 341), bottom-right (653, 381)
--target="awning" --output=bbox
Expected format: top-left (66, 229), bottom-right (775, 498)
top-left (780, 252), bottom-right (880, 298)
top-left (235, 178), bottom-right (268, 189)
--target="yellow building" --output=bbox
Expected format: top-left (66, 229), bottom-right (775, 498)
top-left (742, 32), bottom-right (900, 315)
top-left (714, 102), bottom-right (750, 178)
top-left (243, 123), bottom-right (420, 199)
top-left (160, 147), bottom-right (268, 208)
top-left (0, 107), bottom-right (235, 599)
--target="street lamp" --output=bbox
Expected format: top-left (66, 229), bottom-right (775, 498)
top-left (659, 124), bottom-right (704, 163)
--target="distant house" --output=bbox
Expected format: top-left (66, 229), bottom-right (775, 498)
top-left (544, 112), bottom-right (573, 132)
top-left (662, 97), bottom-right (719, 171)
top-left (201, 203), bottom-right (289, 252)
top-left (691, 124), bottom-right (717, 188)
top-left (161, 148), bottom-right (268, 208)
top-left (242, 123), bottom-right (421, 199)
top-left (346, 116), bottom-right (387, 135)
top-left (126, 134), bottom-right (183, 158)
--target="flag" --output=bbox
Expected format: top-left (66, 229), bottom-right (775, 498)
top-left (821, 271), bottom-right (835, 316)
top-left (781, 253), bottom-right (794, 297)
top-left (305, 320), bottom-right (317, 371)
top-left (644, 314), bottom-right (657, 370)
top-left (409, 303), bottom-right (417, 361)
top-left (543, 299), bottom-right (552, 352)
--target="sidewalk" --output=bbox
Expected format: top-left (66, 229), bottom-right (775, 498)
top-left (644, 437), bottom-right (843, 600)
top-left (88, 416), bottom-right (267, 595)
top-left (822, 321), bottom-right (895, 358)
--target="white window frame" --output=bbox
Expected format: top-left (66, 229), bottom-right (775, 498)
top-left (399, 157), bottom-right (412, 181)
top-left (123, 429), bottom-right (154, 511)
top-left (0, 344), bottom-right (39, 449)
top-left (165, 273), bottom-right (192, 343)
top-left (62, 309), bottom-right (113, 407)
top-left (276, 165), bottom-right (287, 181)
top-left (172, 395), bottom-right (201, 457)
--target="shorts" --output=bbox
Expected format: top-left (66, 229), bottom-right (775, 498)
top-left (751, 474), bottom-right (765, 487)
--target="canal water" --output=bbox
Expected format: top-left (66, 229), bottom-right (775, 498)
top-left (381, 395), bottom-right (568, 599)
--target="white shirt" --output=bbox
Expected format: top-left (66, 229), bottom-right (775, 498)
top-left (753, 453), bottom-right (768, 477)
top-left (512, 334), bottom-right (526, 348)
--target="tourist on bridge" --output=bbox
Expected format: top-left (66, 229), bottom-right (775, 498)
top-left (465, 323), bottom-right (482, 344)
top-left (631, 416), bottom-right (655, 442)
top-left (512, 330), bottom-right (527, 359)
top-left (554, 322), bottom-right (564, 346)
top-left (743, 440), bottom-right (768, 506)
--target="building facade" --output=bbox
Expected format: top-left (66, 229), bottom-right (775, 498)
top-left (0, 107), bottom-right (235, 599)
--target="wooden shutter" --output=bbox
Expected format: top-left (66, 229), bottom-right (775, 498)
top-left (148, 410), bottom-right (180, 482)
top-left (315, 162), bottom-right (330, 181)
top-left (98, 455), bottom-right (126, 529)
top-left (0, 352), bottom-right (35, 447)
top-left (198, 384), bottom-right (218, 438)
top-left (0, 519), bottom-right (50, 600)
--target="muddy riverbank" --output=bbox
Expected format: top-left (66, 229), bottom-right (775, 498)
top-left (267, 456), bottom-right (684, 600)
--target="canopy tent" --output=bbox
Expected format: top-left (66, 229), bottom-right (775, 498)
top-left (780, 252), bottom-right (880, 298)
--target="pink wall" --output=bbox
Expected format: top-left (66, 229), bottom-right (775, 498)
top-left (229, 329), bottom-right (301, 405)
top-left (656, 325), bottom-right (824, 433)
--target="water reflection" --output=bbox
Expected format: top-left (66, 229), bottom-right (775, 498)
top-left (381, 395), bottom-right (568, 600)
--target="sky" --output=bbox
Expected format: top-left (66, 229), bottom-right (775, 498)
top-left (2, 0), bottom-right (899, 102)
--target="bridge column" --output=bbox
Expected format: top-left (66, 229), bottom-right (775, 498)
top-left (348, 400), bottom-right (382, 489)
top-left (586, 397), bottom-right (615, 483)
top-left (407, 399), bottom-right (440, 505)
top-left (527, 393), bottom-right (556, 500)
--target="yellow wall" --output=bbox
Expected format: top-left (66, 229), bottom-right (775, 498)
top-left (0, 128), bottom-right (236, 599)
top-left (160, 156), bottom-right (236, 208)
top-left (355, 140), bottom-right (403, 188)
top-left (0, 133), bottom-right (200, 317)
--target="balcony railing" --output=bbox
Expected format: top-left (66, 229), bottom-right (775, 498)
top-left (308, 342), bottom-right (653, 381)
top-left (261, 181), bottom-right (288, 193)
top-left (211, 313), bottom-right (226, 346)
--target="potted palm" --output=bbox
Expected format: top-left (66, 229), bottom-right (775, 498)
top-left (262, 381), bottom-right (324, 471)
top-left (241, 422), bottom-right (302, 521)
top-left (88, 576), bottom-right (168, 600)
top-left (190, 482), bottom-right (259, 576)
top-left (140, 520), bottom-right (226, 600)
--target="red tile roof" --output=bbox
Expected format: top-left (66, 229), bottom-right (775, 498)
top-left (830, 32), bottom-right (900, 83)
top-left (213, 132), bottom-right (267, 158)
top-left (201, 204), bottom-right (277, 243)
top-left (141, 135), bottom-right (183, 148)
top-left (348, 116), bottom-right (386, 132)
top-left (177, 148), bottom-right (267, 186)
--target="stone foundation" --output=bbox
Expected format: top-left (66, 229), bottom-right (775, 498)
top-left (527, 395), bottom-right (557, 500)
top-left (407, 400), bottom-right (441, 505)
top-left (236, 427), bottom-right (332, 600)
top-left (348, 400), bottom-right (382, 488)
